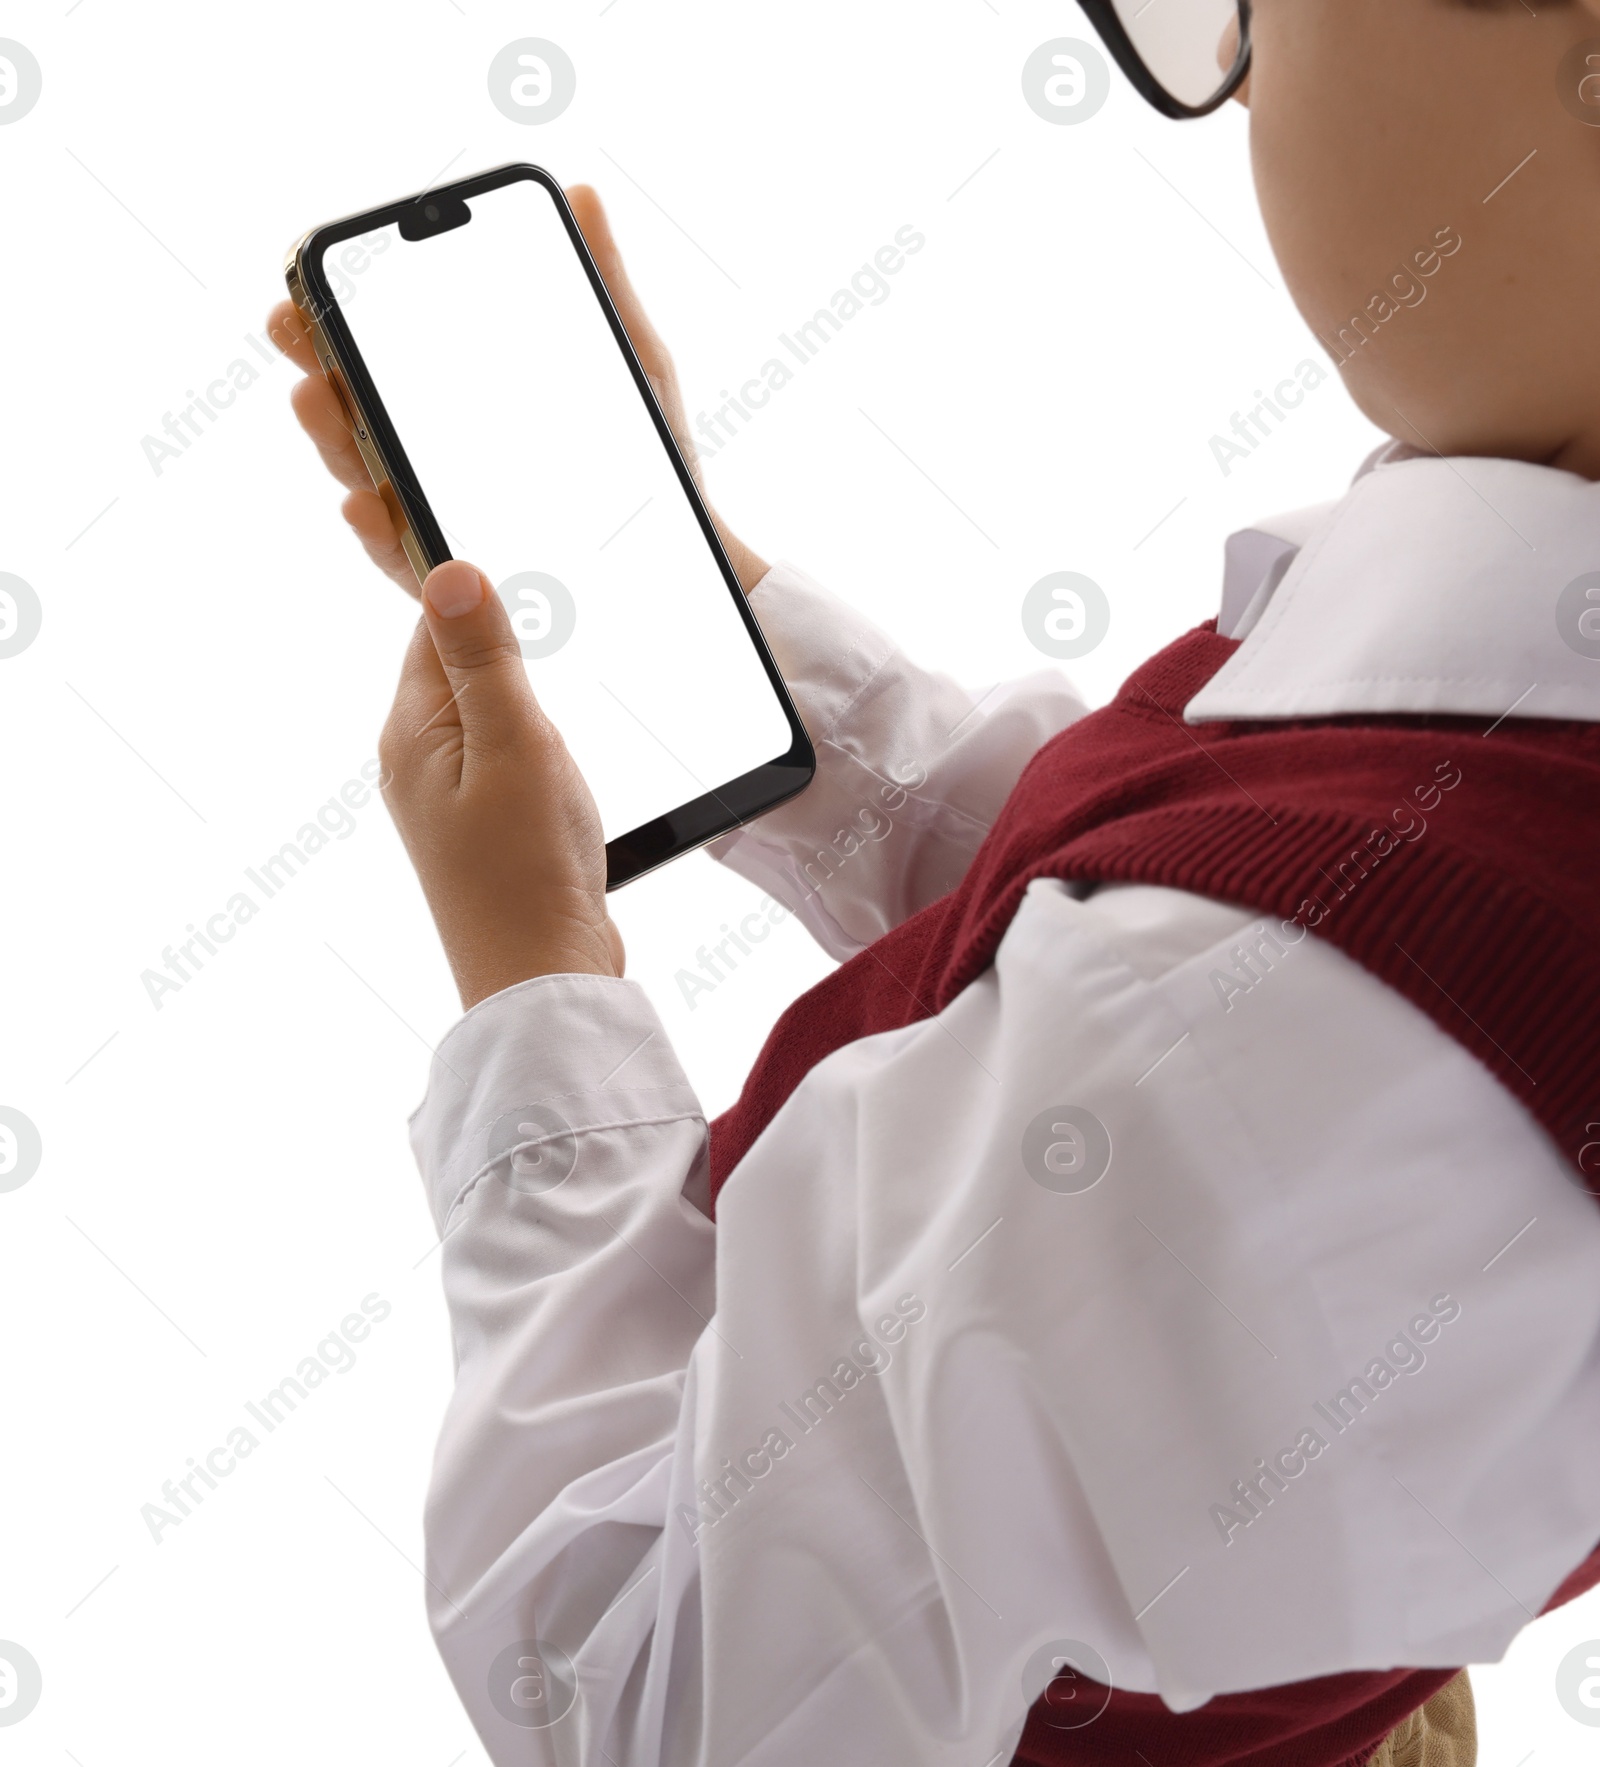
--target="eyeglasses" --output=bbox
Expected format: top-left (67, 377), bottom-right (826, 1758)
top-left (1078, 0), bottom-right (1252, 119)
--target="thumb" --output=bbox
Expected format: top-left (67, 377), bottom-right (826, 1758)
top-left (419, 560), bottom-right (541, 752)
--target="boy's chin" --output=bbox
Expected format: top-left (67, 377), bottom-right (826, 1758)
top-left (1348, 369), bottom-right (1597, 480)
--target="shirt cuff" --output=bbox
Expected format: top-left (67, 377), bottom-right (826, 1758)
top-left (408, 973), bottom-right (704, 1235)
top-left (710, 558), bottom-right (1075, 959)
top-left (708, 560), bottom-right (937, 956)
top-left (740, 558), bottom-right (901, 744)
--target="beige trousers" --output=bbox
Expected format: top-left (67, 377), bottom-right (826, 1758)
top-left (1367, 1673), bottom-right (1476, 1767)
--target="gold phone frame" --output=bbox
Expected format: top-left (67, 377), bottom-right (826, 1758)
top-left (283, 243), bottom-right (432, 588)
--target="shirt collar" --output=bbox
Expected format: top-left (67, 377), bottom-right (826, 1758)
top-left (1187, 447), bottom-right (1600, 725)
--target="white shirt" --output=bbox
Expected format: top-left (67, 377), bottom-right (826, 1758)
top-left (410, 448), bottom-right (1600, 1766)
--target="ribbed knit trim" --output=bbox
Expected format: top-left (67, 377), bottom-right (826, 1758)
top-left (979, 802), bottom-right (1600, 1182)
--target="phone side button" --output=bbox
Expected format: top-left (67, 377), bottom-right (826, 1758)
top-left (321, 362), bottom-right (371, 442)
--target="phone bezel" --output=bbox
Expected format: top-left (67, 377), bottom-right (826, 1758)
top-left (288, 161), bottom-right (815, 890)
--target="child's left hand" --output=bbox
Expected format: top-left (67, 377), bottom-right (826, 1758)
top-left (380, 557), bottom-right (624, 1009)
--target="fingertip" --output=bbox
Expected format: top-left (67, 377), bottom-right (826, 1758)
top-left (341, 484), bottom-right (396, 540)
top-left (290, 372), bottom-right (347, 436)
top-left (568, 184), bottom-right (618, 266)
top-left (423, 559), bottom-right (487, 621)
top-left (266, 299), bottom-right (314, 367)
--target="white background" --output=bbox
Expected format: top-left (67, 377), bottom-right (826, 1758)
top-left (0, 1), bottom-right (1591, 1761)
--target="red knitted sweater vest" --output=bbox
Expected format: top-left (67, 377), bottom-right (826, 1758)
top-left (707, 623), bottom-right (1600, 1767)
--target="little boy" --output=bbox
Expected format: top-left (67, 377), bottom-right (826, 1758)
top-left (272, 2), bottom-right (1600, 1761)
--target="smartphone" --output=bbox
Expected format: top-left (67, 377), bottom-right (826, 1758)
top-left (285, 163), bottom-right (814, 889)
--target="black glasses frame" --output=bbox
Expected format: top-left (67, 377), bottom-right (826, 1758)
top-left (1077, 0), bottom-right (1252, 120)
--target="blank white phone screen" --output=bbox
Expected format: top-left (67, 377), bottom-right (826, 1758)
top-left (329, 178), bottom-right (793, 844)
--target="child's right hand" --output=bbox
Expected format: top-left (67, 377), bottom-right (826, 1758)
top-left (266, 184), bottom-right (768, 597)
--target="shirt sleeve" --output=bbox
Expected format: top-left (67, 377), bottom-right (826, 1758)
top-left (410, 975), bottom-right (714, 1765)
top-left (408, 886), bottom-right (1600, 1766)
top-left (707, 562), bottom-right (1090, 959)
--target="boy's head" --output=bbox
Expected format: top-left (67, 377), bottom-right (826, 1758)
top-left (1242, 0), bottom-right (1600, 477)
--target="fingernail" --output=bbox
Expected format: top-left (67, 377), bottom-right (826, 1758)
top-left (424, 562), bottom-right (485, 620)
